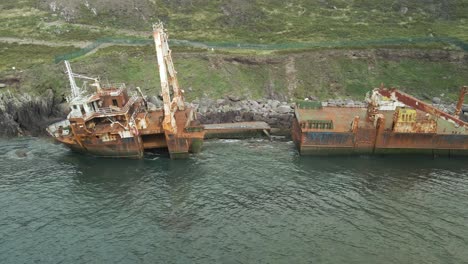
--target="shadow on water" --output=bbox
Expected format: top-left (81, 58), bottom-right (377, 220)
top-left (295, 155), bottom-right (468, 174)
top-left (155, 157), bottom-right (203, 232)
top-left (57, 150), bottom-right (202, 232)
top-left (52, 140), bottom-right (468, 234)
top-left (292, 154), bottom-right (468, 192)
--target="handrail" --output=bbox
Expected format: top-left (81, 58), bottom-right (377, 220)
top-left (82, 95), bottom-right (139, 120)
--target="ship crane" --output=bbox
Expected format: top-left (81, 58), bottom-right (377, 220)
top-left (376, 86), bottom-right (467, 128)
top-left (71, 73), bottom-right (101, 91)
top-left (152, 22), bottom-right (185, 134)
top-left (454, 86), bottom-right (467, 116)
top-left (64, 60), bottom-right (101, 100)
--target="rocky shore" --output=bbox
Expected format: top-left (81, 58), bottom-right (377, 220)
top-left (195, 97), bottom-right (295, 130)
top-left (0, 89), bottom-right (68, 137)
top-left (147, 95), bottom-right (296, 132)
top-left (1, 91), bottom-right (466, 138)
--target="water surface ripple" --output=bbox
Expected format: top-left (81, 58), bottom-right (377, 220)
top-left (0, 138), bottom-right (467, 263)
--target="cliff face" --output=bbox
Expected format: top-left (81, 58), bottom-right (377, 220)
top-left (0, 89), bottom-right (68, 137)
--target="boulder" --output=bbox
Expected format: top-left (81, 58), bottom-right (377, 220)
top-left (148, 96), bottom-right (163, 108)
top-left (227, 95), bottom-right (242, 102)
top-left (216, 99), bottom-right (226, 106)
top-left (432, 97), bottom-right (442, 104)
top-left (277, 105), bottom-right (292, 114)
top-left (15, 149), bottom-right (28, 158)
top-left (249, 100), bottom-right (259, 108)
top-left (221, 104), bottom-right (231, 112)
top-left (270, 100), bottom-right (280, 109)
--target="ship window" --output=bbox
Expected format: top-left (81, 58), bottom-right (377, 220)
top-left (308, 120), bottom-right (333, 130)
top-left (112, 99), bottom-right (119, 107)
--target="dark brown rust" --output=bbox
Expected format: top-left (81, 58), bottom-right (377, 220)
top-left (455, 86), bottom-right (467, 117)
top-left (293, 87), bottom-right (468, 156)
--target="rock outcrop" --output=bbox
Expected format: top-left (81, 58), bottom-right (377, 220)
top-left (0, 89), bottom-right (69, 137)
top-left (0, 90), bottom-right (464, 138)
top-left (195, 97), bottom-right (295, 129)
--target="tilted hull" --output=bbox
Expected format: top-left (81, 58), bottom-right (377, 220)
top-left (48, 107), bottom-right (205, 159)
top-left (54, 135), bottom-right (144, 159)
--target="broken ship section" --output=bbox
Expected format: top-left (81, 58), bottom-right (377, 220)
top-left (47, 24), bottom-right (205, 159)
top-left (46, 80), bottom-right (204, 159)
top-left (292, 86), bottom-right (468, 156)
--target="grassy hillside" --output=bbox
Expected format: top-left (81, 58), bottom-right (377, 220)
top-left (2, 0), bottom-right (468, 43)
top-left (1, 0), bottom-right (468, 103)
top-left (4, 45), bottom-right (467, 104)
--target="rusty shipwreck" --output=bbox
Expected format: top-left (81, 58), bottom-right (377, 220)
top-left (292, 86), bottom-right (468, 156)
top-left (47, 24), bottom-right (204, 159)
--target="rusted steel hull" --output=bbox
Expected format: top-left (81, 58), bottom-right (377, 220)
top-left (53, 130), bottom-right (204, 159)
top-left (55, 135), bottom-right (144, 159)
top-left (82, 138), bottom-right (144, 158)
top-left (293, 88), bottom-right (468, 157)
top-left (296, 130), bottom-right (468, 156)
top-left (49, 107), bottom-right (206, 159)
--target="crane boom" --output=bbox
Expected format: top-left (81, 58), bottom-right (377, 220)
top-left (152, 22), bottom-right (185, 133)
top-left (377, 87), bottom-right (467, 127)
top-left (72, 73), bottom-right (101, 91)
top-left (455, 86), bottom-right (467, 116)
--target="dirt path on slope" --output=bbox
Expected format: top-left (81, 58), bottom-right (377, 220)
top-left (0, 37), bottom-right (90, 48)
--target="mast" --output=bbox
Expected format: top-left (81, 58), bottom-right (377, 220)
top-left (64, 60), bottom-right (80, 99)
top-left (152, 22), bottom-right (185, 134)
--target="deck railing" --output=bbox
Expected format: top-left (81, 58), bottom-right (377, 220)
top-left (83, 95), bottom-right (139, 120)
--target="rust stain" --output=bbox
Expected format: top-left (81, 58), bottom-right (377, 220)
top-left (293, 86), bottom-right (468, 156)
top-left (377, 87), bottom-right (467, 128)
top-left (455, 86), bottom-right (467, 117)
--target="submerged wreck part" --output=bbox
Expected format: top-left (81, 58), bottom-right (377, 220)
top-left (292, 86), bottom-right (468, 156)
top-left (204, 122), bottom-right (271, 139)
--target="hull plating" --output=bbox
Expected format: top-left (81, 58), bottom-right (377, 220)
top-left (296, 130), bottom-right (468, 156)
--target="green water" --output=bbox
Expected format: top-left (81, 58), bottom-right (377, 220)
top-left (0, 138), bottom-right (467, 263)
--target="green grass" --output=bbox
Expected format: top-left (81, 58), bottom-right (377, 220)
top-left (0, 43), bottom-right (78, 95)
top-left (0, 43), bottom-right (77, 72)
top-left (2, 0), bottom-right (468, 45)
top-left (1, 0), bottom-right (468, 105)
top-left (19, 45), bottom-right (461, 104)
